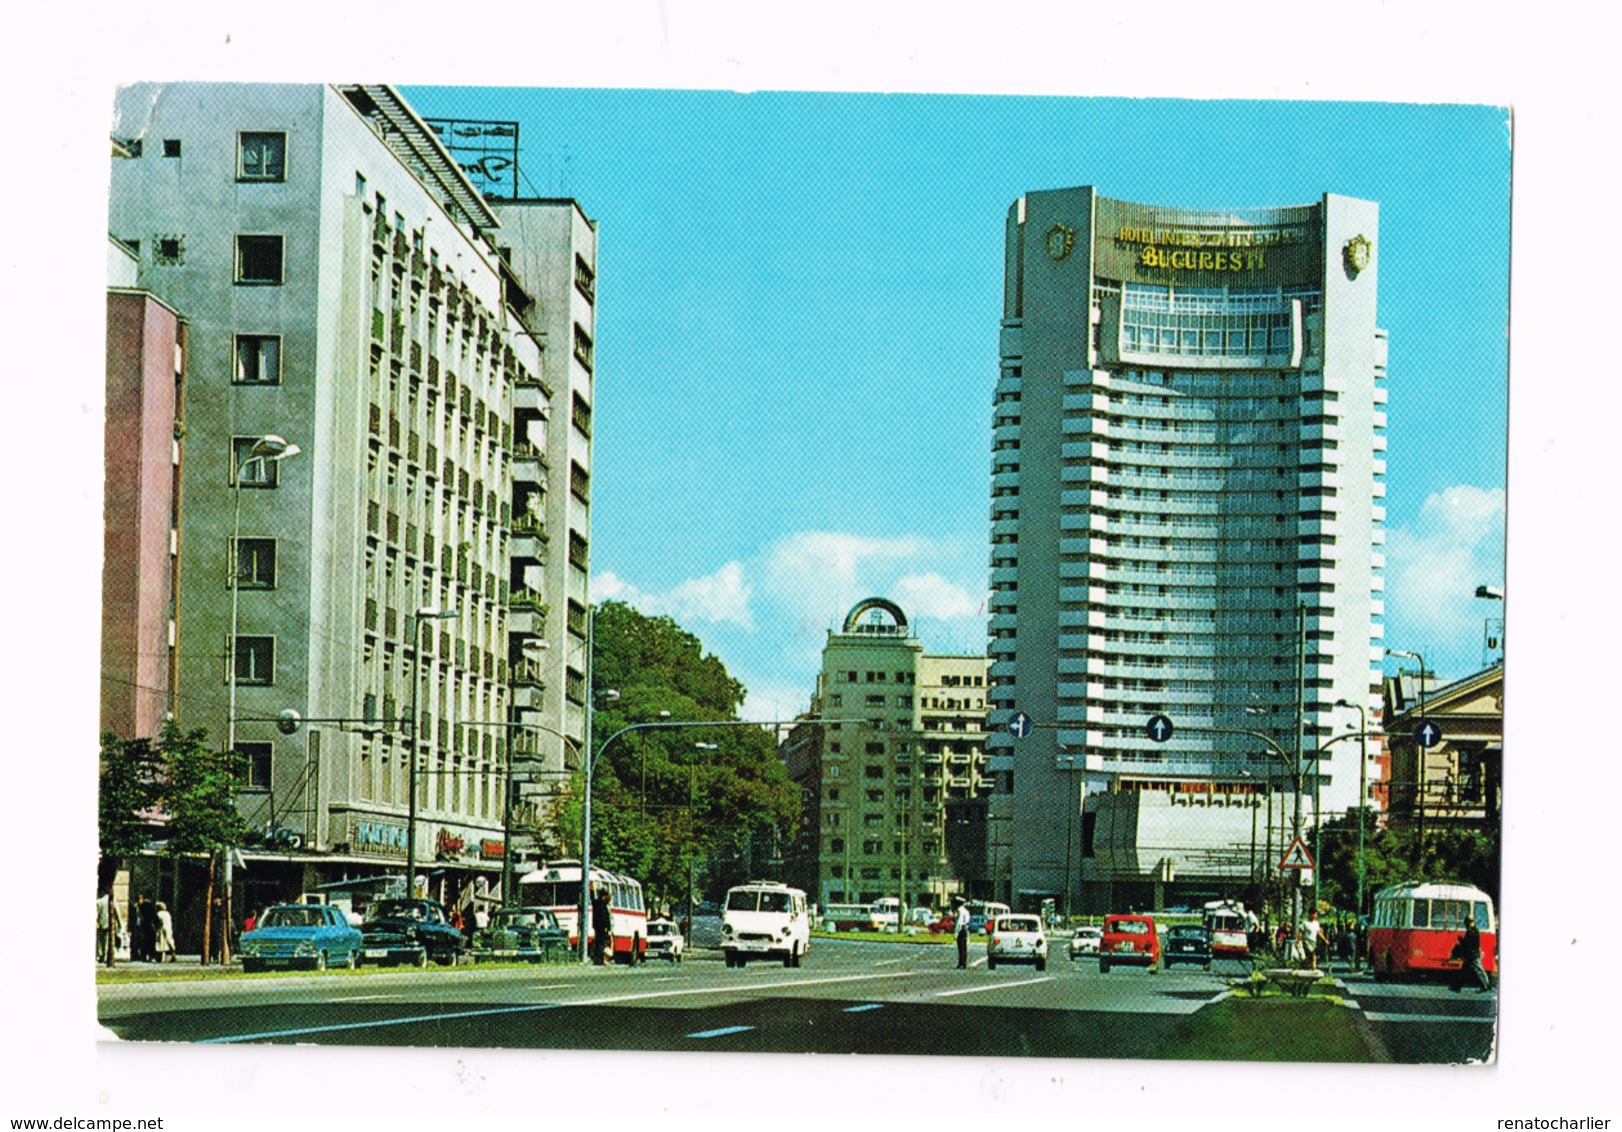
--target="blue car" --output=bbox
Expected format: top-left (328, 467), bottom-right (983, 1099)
top-left (239, 904), bottom-right (364, 972)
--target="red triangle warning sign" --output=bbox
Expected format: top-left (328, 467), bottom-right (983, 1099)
top-left (1278, 837), bottom-right (1316, 870)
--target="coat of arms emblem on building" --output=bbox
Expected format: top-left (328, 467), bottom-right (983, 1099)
top-left (1046, 223), bottom-right (1075, 261)
top-left (1343, 233), bottom-right (1372, 276)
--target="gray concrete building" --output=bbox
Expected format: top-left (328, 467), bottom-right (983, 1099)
top-left (781, 599), bottom-right (993, 911)
top-left (106, 84), bottom-right (594, 911)
top-left (987, 188), bottom-right (1386, 914)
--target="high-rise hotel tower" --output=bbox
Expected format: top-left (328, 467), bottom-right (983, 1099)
top-left (985, 188), bottom-right (1385, 913)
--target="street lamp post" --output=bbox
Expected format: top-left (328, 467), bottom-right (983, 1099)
top-left (224, 434), bottom-right (299, 964)
top-left (691, 743), bottom-right (717, 929)
top-left (1387, 648), bottom-right (1429, 866)
top-left (1336, 698), bottom-right (1369, 920)
top-left (408, 606), bottom-right (459, 900)
top-left (1058, 750), bottom-right (1081, 920)
top-left (1476, 584), bottom-right (1505, 667)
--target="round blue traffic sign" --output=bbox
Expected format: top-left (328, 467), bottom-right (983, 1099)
top-left (1008, 712), bottom-right (1034, 739)
top-left (1414, 720), bottom-right (1443, 748)
top-left (1146, 715), bottom-right (1174, 742)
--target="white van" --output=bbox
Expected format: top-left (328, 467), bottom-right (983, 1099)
top-left (720, 881), bottom-right (811, 968)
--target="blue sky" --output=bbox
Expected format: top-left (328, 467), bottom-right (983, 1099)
top-left (406, 88), bottom-right (1511, 717)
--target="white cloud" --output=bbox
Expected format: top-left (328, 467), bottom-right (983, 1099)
top-left (759, 530), bottom-right (980, 633)
top-left (892, 572), bottom-right (980, 621)
top-left (595, 528), bottom-right (989, 703)
top-left (592, 562), bottom-right (755, 630)
top-left (1385, 485), bottom-right (1506, 670)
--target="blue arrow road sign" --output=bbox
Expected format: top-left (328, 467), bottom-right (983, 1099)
top-left (1008, 712), bottom-right (1034, 739)
top-left (1146, 715), bottom-right (1174, 742)
top-left (1415, 720), bottom-right (1443, 747)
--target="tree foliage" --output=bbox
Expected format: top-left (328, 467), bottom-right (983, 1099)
top-left (577, 601), bottom-right (802, 909)
top-left (99, 721), bottom-right (250, 865)
top-left (1314, 807), bottom-right (1500, 912)
top-left (158, 721), bottom-right (250, 855)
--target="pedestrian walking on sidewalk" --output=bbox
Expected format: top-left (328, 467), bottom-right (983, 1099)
top-left (1451, 919), bottom-right (1491, 992)
top-left (155, 902), bottom-right (176, 963)
top-left (954, 901), bottom-right (971, 969)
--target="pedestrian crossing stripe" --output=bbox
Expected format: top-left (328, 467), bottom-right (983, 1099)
top-left (1278, 836), bottom-right (1315, 870)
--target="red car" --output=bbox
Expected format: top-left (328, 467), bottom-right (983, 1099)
top-left (927, 914), bottom-right (957, 934)
top-left (1099, 914), bottom-right (1160, 974)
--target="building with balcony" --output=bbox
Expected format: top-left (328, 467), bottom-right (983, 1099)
top-left (105, 84), bottom-right (592, 920)
top-left (780, 598), bottom-right (992, 911)
top-left (987, 187), bottom-right (1386, 913)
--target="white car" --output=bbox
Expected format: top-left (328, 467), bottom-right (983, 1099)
top-left (1068, 925), bottom-right (1103, 959)
top-left (986, 914), bottom-right (1048, 971)
top-left (645, 918), bottom-right (684, 963)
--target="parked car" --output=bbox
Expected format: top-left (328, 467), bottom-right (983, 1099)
top-left (645, 918), bottom-right (685, 963)
top-left (927, 913), bottom-right (957, 935)
top-left (1163, 924), bottom-right (1214, 971)
top-left (360, 898), bottom-right (463, 967)
top-left (1068, 925), bottom-right (1103, 959)
top-left (239, 903), bottom-right (364, 973)
top-left (1099, 914), bottom-right (1160, 974)
top-left (986, 914), bottom-right (1048, 971)
top-left (470, 906), bottom-right (568, 963)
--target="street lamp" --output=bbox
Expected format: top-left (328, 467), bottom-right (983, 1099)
top-left (1335, 698), bottom-right (1370, 922)
top-left (1057, 750), bottom-right (1082, 920)
top-left (690, 742), bottom-right (718, 928)
top-left (408, 606), bottom-right (459, 899)
top-left (1476, 585), bottom-right (1505, 665)
top-left (1387, 647), bottom-right (1429, 863)
top-left (224, 434), bottom-right (299, 964)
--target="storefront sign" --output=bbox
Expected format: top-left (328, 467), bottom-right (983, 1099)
top-left (352, 818), bottom-right (409, 857)
top-left (480, 839), bottom-right (505, 860)
top-left (435, 829), bottom-right (466, 859)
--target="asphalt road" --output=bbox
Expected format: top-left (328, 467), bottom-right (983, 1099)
top-left (97, 937), bottom-right (1495, 1062)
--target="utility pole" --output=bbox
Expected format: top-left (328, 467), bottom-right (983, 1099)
top-left (1292, 602), bottom-right (1307, 931)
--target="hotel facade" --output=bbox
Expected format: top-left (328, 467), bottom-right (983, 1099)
top-left (986, 187), bottom-right (1386, 913)
top-left (105, 84), bottom-right (594, 924)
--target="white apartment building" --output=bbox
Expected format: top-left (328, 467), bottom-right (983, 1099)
top-left (986, 187), bottom-right (1386, 913)
top-left (106, 84), bottom-right (594, 910)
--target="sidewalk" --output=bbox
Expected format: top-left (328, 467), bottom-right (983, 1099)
top-left (97, 953), bottom-right (238, 980)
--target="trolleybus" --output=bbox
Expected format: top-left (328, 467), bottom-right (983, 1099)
top-left (517, 858), bottom-right (649, 963)
top-left (1202, 900), bottom-right (1253, 959)
top-left (1368, 880), bottom-right (1497, 981)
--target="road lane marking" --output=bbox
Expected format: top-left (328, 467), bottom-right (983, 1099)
top-left (933, 976), bottom-right (1052, 999)
top-left (576, 970), bottom-right (918, 1007)
top-left (873, 959), bottom-right (906, 966)
top-left (323, 994), bottom-right (402, 1002)
top-left (843, 1004), bottom-right (884, 1013)
top-left (686, 1025), bottom-right (755, 1039)
top-left (1364, 1012), bottom-right (1496, 1024)
top-left (199, 1003), bottom-right (559, 1044)
top-left (198, 970), bottom-right (922, 1043)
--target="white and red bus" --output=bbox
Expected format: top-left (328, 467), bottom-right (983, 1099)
top-left (1202, 900), bottom-right (1252, 959)
top-left (517, 858), bottom-right (649, 963)
top-left (1368, 880), bottom-right (1497, 981)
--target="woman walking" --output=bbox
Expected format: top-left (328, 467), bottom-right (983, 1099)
top-left (155, 902), bottom-right (176, 963)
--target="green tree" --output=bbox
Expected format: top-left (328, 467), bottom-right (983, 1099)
top-left (98, 731), bottom-right (165, 963)
top-left (99, 731), bottom-right (163, 875)
top-left (156, 721), bottom-right (250, 962)
top-left (1316, 808), bottom-right (1500, 912)
top-left (580, 601), bottom-right (802, 910)
top-left (157, 721), bottom-right (250, 855)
